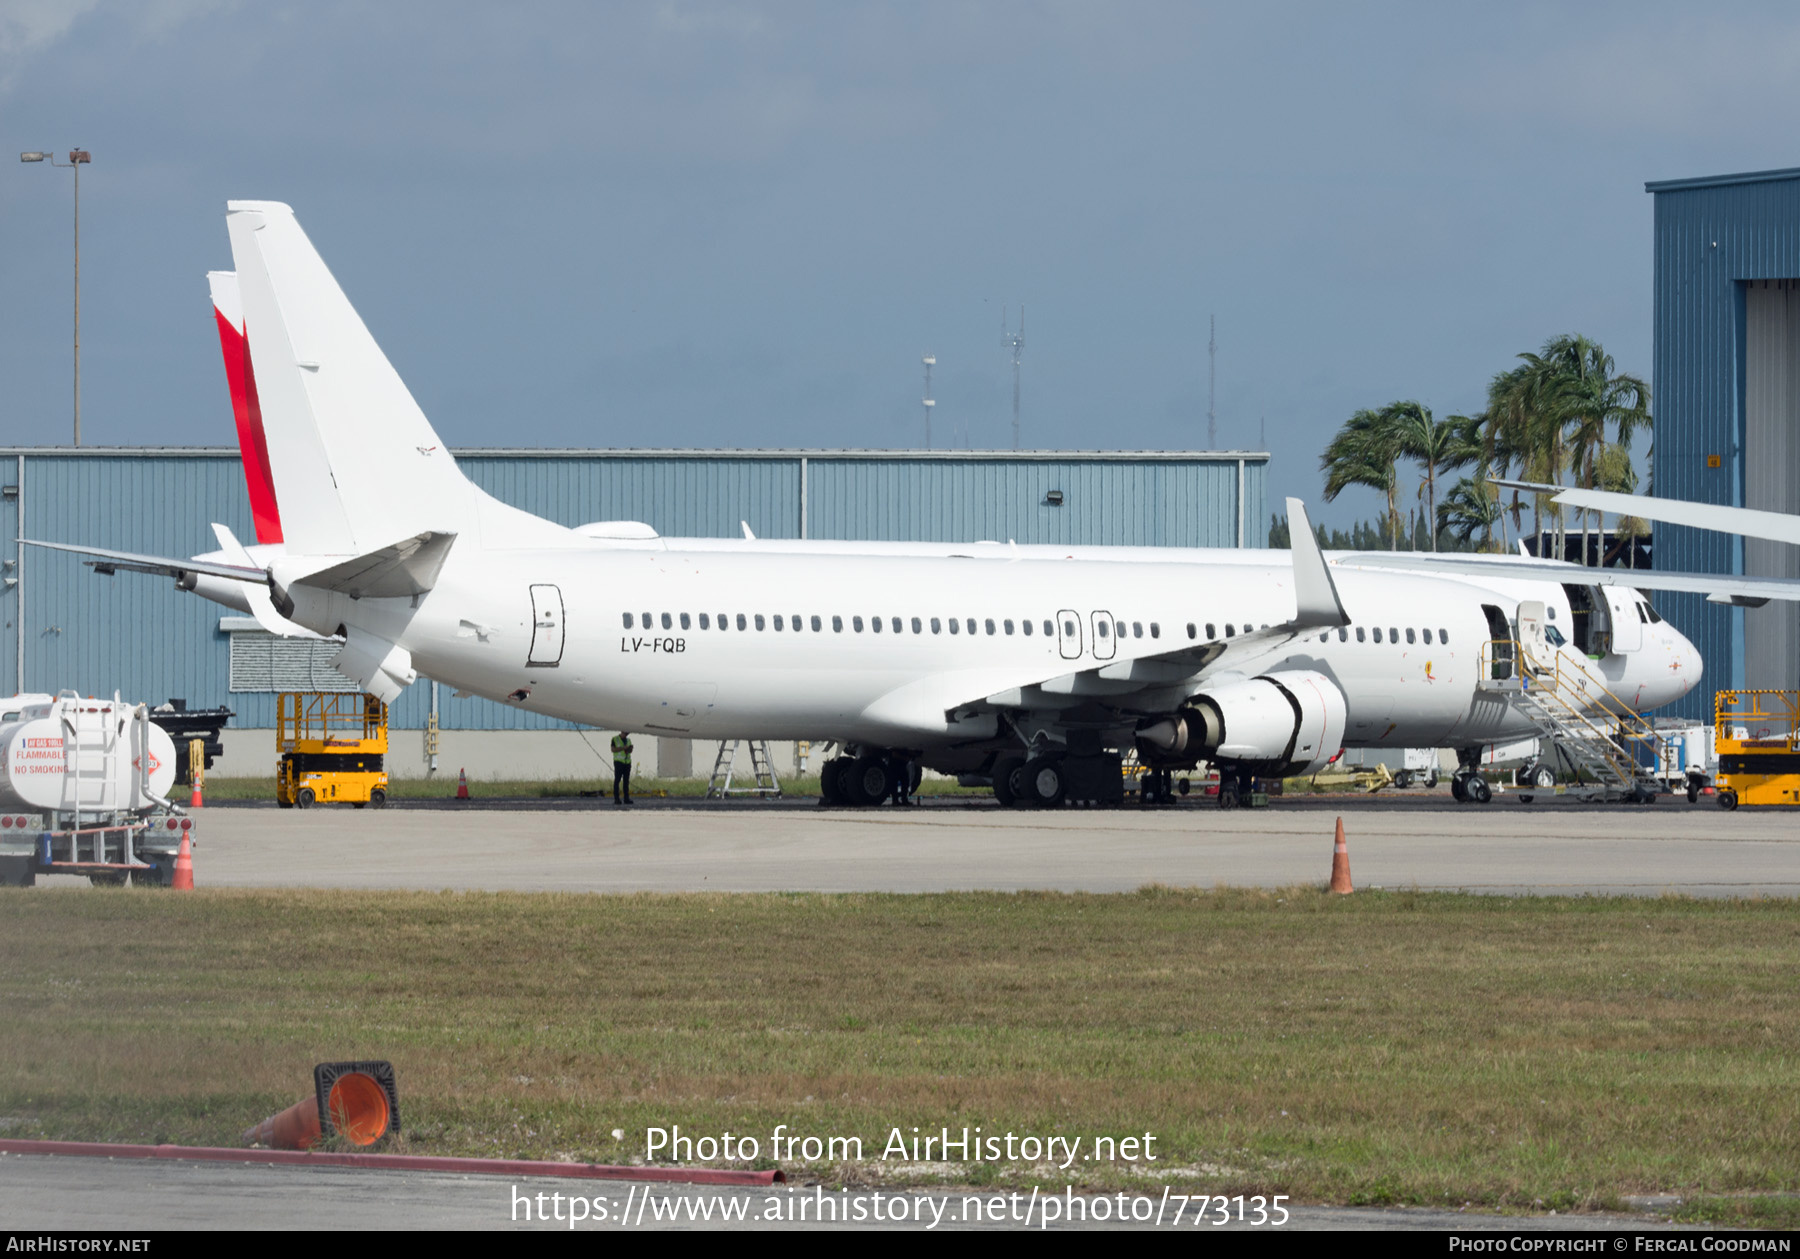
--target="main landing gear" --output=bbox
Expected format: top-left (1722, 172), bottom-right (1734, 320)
top-left (990, 750), bottom-right (1127, 809)
top-left (819, 752), bottom-right (921, 807)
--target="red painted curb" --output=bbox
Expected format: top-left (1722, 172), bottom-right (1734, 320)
top-left (0, 1139), bottom-right (784, 1186)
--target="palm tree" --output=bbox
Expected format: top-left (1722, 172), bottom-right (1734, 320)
top-left (1488, 357), bottom-right (1570, 557)
top-left (1384, 401), bottom-right (1476, 552)
top-left (1436, 475), bottom-right (1503, 549)
top-left (1526, 335), bottom-right (1651, 565)
top-left (1320, 408), bottom-right (1403, 549)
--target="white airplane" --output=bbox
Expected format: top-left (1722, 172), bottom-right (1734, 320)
top-left (27, 202), bottom-right (1715, 809)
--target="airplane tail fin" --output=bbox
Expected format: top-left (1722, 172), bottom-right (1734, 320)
top-left (207, 270), bottom-right (284, 545)
top-left (224, 201), bottom-right (536, 557)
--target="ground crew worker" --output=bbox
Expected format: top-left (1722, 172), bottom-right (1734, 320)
top-left (889, 753), bottom-right (913, 807)
top-left (611, 731), bottom-right (634, 805)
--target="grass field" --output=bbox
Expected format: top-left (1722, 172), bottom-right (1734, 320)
top-left (2, 887), bottom-right (1796, 1222)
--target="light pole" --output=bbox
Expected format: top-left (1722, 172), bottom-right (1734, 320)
top-left (21, 148), bottom-right (91, 447)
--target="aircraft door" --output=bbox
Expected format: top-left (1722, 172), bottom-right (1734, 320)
top-left (1090, 610), bottom-right (1116, 660)
top-left (1600, 586), bottom-right (1643, 653)
top-left (528, 584), bottom-right (565, 667)
top-left (1480, 604), bottom-right (1513, 681)
top-left (1056, 609), bottom-right (1083, 660)
top-left (1516, 600), bottom-right (1550, 673)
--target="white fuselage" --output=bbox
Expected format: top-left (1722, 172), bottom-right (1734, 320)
top-left (264, 539), bottom-right (1700, 758)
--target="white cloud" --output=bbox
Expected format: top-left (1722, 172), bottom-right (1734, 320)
top-left (0, 0), bottom-right (232, 90)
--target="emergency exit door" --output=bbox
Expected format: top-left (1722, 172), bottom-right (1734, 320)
top-left (528, 585), bottom-right (565, 666)
top-left (1056, 608), bottom-right (1083, 660)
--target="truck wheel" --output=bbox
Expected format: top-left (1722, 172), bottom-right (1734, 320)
top-left (1718, 789), bottom-right (1738, 811)
top-left (1686, 783), bottom-right (1699, 804)
top-left (296, 787), bottom-right (316, 809)
top-left (370, 788), bottom-right (387, 809)
top-left (1394, 770), bottom-right (1413, 789)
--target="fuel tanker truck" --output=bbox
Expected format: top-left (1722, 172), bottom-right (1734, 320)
top-left (0, 692), bottom-right (191, 887)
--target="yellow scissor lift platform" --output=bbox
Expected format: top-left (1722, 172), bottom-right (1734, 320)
top-left (1714, 690), bottom-right (1800, 810)
top-left (277, 692), bottom-right (390, 809)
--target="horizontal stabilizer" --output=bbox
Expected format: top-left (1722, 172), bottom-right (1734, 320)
top-left (20, 538), bottom-right (266, 584)
top-left (209, 523), bottom-right (325, 638)
top-left (293, 531), bottom-right (457, 599)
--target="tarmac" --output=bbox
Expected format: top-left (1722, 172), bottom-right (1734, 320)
top-left (0, 1151), bottom-right (1690, 1232)
top-left (60, 789), bottom-right (1800, 897)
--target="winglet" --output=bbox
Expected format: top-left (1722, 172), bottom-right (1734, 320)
top-left (1287, 497), bottom-right (1349, 628)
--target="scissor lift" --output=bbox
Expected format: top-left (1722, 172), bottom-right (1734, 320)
top-left (277, 692), bottom-right (390, 809)
top-left (1713, 690), bottom-right (1800, 810)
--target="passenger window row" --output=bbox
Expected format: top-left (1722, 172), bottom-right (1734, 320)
top-left (1319, 627), bottom-right (1451, 645)
top-left (621, 611), bottom-right (1076, 637)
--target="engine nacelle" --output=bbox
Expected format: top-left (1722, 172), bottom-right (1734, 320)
top-left (1139, 670), bottom-right (1347, 776)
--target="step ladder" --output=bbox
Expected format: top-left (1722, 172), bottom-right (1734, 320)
top-left (705, 740), bottom-right (784, 799)
top-left (1479, 640), bottom-right (1667, 801)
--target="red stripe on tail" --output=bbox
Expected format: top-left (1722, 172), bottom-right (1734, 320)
top-left (212, 307), bottom-right (283, 544)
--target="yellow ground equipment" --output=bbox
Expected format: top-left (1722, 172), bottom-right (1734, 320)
top-left (1713, 690), bottom-right (1800, 810)
top-left (276, 692), bottom-right (390, 809)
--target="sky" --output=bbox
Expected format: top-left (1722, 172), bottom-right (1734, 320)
top-left (5, 1), bottom-right (1800, 530)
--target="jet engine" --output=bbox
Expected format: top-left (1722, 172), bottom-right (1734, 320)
top-left (1137, 669), bottom-right (1347, 776)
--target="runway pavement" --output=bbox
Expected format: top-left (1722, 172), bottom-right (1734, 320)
top-left (0, 1152), bottom-right (1681, 1231)
top-left (78, 793), bottom-right (1800, 897)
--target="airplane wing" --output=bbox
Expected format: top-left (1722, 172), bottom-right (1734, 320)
top-left (1493, 478), bottom-right (1800, 547)
top-left (1334, 551), bottom-right (1800, 607)
top-left (867, 499), bottom-right (1351, 735)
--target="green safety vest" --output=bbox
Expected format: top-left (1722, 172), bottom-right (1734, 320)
top-left (611, 734), bottom-right (633, 764)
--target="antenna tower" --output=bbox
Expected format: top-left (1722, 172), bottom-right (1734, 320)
top-left (1207, 314), bottom-right (1216, 450)
top-left (1003, 306), bottom-right (1025, 450)
top-left (922, 354), bottom-right (936, 449)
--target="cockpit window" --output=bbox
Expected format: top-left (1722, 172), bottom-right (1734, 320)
top-left (1544, 625), bottom-right (1567, 647)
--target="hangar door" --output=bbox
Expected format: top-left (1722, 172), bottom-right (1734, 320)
top-left (1744, 281), bottom-right (1800, 693)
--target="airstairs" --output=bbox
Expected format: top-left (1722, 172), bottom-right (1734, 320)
top-left (705, 740), bottom-right (784, 799)
top-left (1478, 639), bottom-right (1667, 802)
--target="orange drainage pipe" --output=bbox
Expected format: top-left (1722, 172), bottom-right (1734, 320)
top-left (0, 1139), bottom-right (784, 1186)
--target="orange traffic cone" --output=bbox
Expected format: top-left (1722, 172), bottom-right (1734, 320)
top-left (243, 1094), bottom-right (322, 1151)
top-left (171, 832), bottom-right (195, 891)
top-left (456, 767), bottom-right (469, 800)
top-left (243, 1065), bottom-right (395, 1151)
top-left (190, 781), bottom-right (204, 808)
top-left (1329, 816), bottom-right (1353, 894)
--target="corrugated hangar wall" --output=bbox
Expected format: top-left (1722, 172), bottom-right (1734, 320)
top-left (0, 448), bottom-right (1267, 732)
top-left (1648, 168), bottom-right (1800, 716)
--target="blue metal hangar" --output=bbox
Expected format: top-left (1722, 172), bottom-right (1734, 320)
top-left (0, 447), bottom-right (1267, 776)
top-left (1649, 166), bottom-right (1800, 715)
